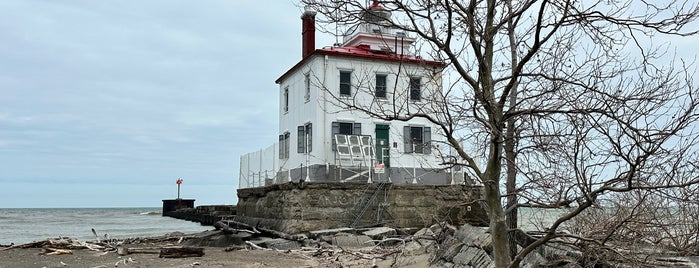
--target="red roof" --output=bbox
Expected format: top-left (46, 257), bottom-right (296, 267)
top-left (370, 0), bottom-right (385, 10)
top-left (276, 45), bottom-right (444, 84)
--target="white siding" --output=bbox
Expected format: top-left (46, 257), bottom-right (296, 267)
top-left (274, 54), bottom-right (444, 172)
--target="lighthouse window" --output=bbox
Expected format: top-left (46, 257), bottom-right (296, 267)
top-left (279, 132), bottom-right (290, 159)
top-left (409, 77), bottom-right (421, 101)
top-left (403, 126), bottom-right (431, 154)
top-left (340, 70), bottom-right (352, 96)
top-left (283, 86), bottom-right (289, 113)
top-left (376, 74), bottom-right (387, 98)
top-left (304, 73), bottom-right (311, 102)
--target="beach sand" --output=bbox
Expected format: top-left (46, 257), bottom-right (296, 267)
top-left (0, 245), bottom-right (430, 268)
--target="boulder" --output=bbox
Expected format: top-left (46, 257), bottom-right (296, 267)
top-left (452, 246), bottom-right (495, 268)
top-left (361, 227), bottom-right (397, 239)
top-left (331, 234), bottom-right (373, 249)
top-left (454, 224), bottom-right (492, 251)
top-left (403, 240), bottom-right (426, 255)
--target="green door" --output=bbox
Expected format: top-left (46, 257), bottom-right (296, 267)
top-left (375, 124), bottom-right (390, 168)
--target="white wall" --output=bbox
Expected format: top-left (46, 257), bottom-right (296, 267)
top-left (275, 54), bottom-right (446, 172)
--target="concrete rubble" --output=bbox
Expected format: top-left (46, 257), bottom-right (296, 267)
top-left (183, 220), bottom-right (699, 267)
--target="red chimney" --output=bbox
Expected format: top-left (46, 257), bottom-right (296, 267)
top-left (301, 9), bottom-right (316, 59)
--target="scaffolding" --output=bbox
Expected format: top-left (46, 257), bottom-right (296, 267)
top-left (334, 134), bottom-right (376, 182)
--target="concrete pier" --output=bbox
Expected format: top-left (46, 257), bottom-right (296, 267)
top-left (162, 200), bottom-right (237, 226)
top-left (162, 199), bottom-right (195, 215)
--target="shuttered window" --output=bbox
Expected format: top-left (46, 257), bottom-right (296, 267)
top-left (297, 123), bottom-right (312, 154)
top-left (279, 132), bottom-right (290, 159)
top-left (403, 126), bottom-right (431, 154)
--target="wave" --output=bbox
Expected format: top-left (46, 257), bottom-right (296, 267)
top-left (138, 211), bottom-right (160, 215)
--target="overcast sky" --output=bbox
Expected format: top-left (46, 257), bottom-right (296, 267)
top-left (0, 0), bottom-right (337, 208)
top-left (1, 1), bottom-right (697, 208)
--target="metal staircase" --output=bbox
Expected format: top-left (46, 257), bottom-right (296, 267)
top-left (350, 181), bottom-right (391, 227)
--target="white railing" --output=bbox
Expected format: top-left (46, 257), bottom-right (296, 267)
top-left (239, 143), bottom-right (279, 189)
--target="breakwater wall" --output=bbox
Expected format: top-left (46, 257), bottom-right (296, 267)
top-left (163, 204), bottom-right (237, 226)
top-left (235, 182), bottom-right (488, 234)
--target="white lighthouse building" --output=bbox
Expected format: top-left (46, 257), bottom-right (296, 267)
top-left (239, 2), bottom-right (454, 188)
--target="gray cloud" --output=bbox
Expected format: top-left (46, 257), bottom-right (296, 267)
top-left (0, 0), bottom-right (311, 206)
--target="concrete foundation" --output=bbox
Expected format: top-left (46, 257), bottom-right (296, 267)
top-left (235, 182), bottom-right (488, 234)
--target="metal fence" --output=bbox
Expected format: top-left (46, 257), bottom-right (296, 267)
top-left (239, 143), bottom-right (279, 189)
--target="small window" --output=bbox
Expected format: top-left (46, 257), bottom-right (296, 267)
top-left (409, 77), bottom-right (421, 101)
top-left (375, 74), bottom-right (387, 98)
top-left (339, 122), bottom-right (354, 135)
top-left (403, 126), bottom-right (431, 154)
top-left (340, 71), bottom-right (352, 96)
top-left (304, 73), bottom-right (311, 102)
top-left (283, 87), bottom-right (289, 113)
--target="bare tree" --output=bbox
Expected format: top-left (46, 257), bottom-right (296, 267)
top-left (302, 0), bottom-right (699, 267)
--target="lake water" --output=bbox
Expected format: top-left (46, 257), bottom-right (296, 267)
top-left (0, 207), bottom-right (213, 245)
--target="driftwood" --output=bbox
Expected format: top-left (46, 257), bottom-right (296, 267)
top-left (42, 248), bottom-right (73, 255)
top-left (214, 221), bottom-right (259, 234)
top-left (214, 220), bottom-right (307, 241)
top-left (159, 246), bottom-right (205, 258)
top-left (116, 246), bottom-right (161, 256)
top-left (245, 241), bottom-right (268, 250)
top-left (1, 237), bottom-right (104, 252)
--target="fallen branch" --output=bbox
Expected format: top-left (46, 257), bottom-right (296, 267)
top-left (214, 221), bottom-right (258, 234)
top-left (42, 248), bottom-right (73, 255)
top-left (245, 241), bottom-right (269, 250)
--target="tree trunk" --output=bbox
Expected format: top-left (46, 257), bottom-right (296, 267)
top-left (484, 128), bottom-right (511, 267)
top-left (505, 0), bottom-right (520, 259)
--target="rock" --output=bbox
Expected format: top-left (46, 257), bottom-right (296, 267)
top-left (403, 241), bottom-right (425, 255)
top-left (452, 246), bottom-right (495, 268)
top-left (454, 224), bottom-right (492, 251)
top-left (437, 236), bottom-right (465, 262)
top-left (520, 250), bottom-right (547, 268)
top-left (413, 228), bottom-right (437, 252)
top-left (331, 234), bottom-right (373, 249)
top-left (308, 228), bottom-right (355, 239)
top-left (361, 227), bottom-right (396, 239)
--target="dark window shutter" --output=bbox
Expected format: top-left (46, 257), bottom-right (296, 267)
top-left (353, 123), bottom-right (362, 135)
top-left (423, 127), bottom-right (431, 154)
top-left (306, 124), bottom-right (312, 153)
top-left (331, 122), bottom-right (340, 151)
top-left (403, 126), bottom-right (413, 153)
top-left (284, 132), bottom-right (290, 158)
top-left (298, 126), bottom-right (305, 153)
top-left (279, 134), bottom-right (284, 159)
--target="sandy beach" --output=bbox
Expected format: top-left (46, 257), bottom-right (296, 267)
top-left (0, 243), bottom-right (430, 268)
top-left (0, 247), bottom-right (319, 268)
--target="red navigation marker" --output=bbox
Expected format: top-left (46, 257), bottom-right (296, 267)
top-left (176, 178), bottom-right (183, 199)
